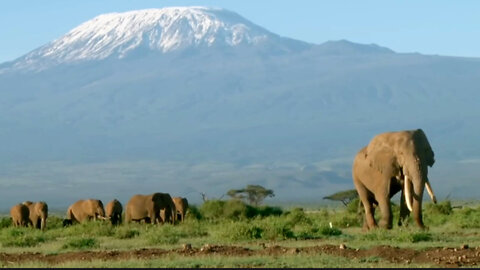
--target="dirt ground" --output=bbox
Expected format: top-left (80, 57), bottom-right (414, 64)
top-left (1, 244), bottom-right (479, 267)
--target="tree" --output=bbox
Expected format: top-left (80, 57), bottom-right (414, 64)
top-left (323, 189), bottom-right (359, 206)
top-left (227, 184), bottom-right (274, 206)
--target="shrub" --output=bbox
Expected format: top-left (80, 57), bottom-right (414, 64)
top-left (62, 237), bottom-right (98, 249)
top-left (45, 216), bottom-right (64, 229)
top-left (217, 222), bottom-right (263, 241)
top-left (177, 220), bottom-right (208, 238)
top-left (293, 224), bottom-right (320, 240)
top-left (320, 226), bottom-right (342, 236)
top-left (223, 200), bottom-right (257, 220)
top-left (145, 224), bottom-right (186, 245)
top-left (425, 200), bottom-right (453, 215)
top-left (0, 228), bottom-right (47, 247)
top-left (115, 227), bottom-right (140, 239)
top-left (63, 220), bottom-right (114, 237)
top-left (0, 217), bottom-right (12, 229)
top-left (199, 200), bottom-right (226, 220)
top-left (284, 208), bottom-right (311, 226)
top-left (186, 205), bottom-right (202, 220)
top-left (411, 232), bottom-right (432, 243)
top-left (452, 207), bottom-right (480, 228)
top-left (346, 198), bottom-right (361, 214)
top-left (257, 206), bottom-right (283, 217)
top-left (257, 218), bottom-right (294, 240)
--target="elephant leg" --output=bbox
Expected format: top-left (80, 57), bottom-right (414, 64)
top-left (356, 184), bottom-right (377, 230)
top-left (376, 195), bottom-right (392, 229)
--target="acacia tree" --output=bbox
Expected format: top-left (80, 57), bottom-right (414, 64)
top-left (323, 189), bottom-right (359, 206)
top-left (227, 184), bottom-right (275, 206)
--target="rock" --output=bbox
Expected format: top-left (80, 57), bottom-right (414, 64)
top-left (461, 244), bottom-right (469, 250)
top-left (182, 243), bottom-right (192, 251)
top-left (200, 244), bottom-right (212, 252)
top-left (339, 244), bottom-right (347, 250)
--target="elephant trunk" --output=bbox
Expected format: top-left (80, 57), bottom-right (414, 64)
top-left (407, 162), bottom-right (427, 229)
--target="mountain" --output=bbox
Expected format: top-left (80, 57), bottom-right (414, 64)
top-left (1, 7), bottom-right (480, 209)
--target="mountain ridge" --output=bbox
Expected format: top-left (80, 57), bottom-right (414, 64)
top-left (0, 7), bottom-right (480, 205)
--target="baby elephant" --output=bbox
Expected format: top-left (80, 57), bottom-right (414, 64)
top-left (22, 201), bottom-right (48, 230)
top-left (63, 199), bottom-right (106, 226)
top-left (105, 199), bottom-right (123, 226)
top-left (10, 203), bottom-right (31, 227)
top-left (172, 197), bottom-right (189, 222)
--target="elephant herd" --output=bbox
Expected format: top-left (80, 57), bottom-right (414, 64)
top-left (9, 192), bottom-right (189, 230)
top-left (9, 128), bottom-right (437, 232)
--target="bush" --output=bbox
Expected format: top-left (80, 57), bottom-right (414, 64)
top-left (257, 218), bottom-right (294, 240)
top-left (346, 198), bottom-right (361, 214)
top-left (411, 232), bottom-right (432, 243)
top-left (177, 220), bottom-right (208, 238)
top-left (452, 207), bottom-right (480, 228)
top-left (63, 220), bottom-right (115, 237)
top-left (257, 206), bottom-right (283, 217)
top-left (186, 205), bottom-right (202, 220)
top-left (0, 217), bottom-right (12, 229)
top-left (199, 200), bottom-right (226, 220)
top-left (198, 200), bottom-right (283, 221)
top-left (115, 227), bottom-right (140, 239)
top-left (284, 208), bottom-right (311, 226)
top-left (217, 222), bottom-right (263, 241)
top-left (145, 224), bottom-right (186, 245)
top-left (0, 228), bottom-right (47, 247)
top-left (320, 226), bottom-right (342, 236)
top-left (425, 200), bottom-right (453, 215)
top-left (46, 216), bottom-right (64, 230)
top-left (223, 200), bottom-right (257, 220)
top-left (62, 237), bottom-right (98, 249)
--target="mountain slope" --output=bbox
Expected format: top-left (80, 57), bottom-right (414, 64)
top-left (1, 7), bottom-right (480, 207)
top-left (5, 7), bottom-right (310, 72)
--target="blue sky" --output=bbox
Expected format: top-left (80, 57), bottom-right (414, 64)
top-left (1, 0), bottom-right (479, 63)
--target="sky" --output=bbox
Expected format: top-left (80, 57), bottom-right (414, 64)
top-left (0, 0), bottom-right (479, 63)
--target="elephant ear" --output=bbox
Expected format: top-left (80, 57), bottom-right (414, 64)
top-left (413, 129), bottom-right (435, 167)
top-left (366, 145), bottom-right (401, 176)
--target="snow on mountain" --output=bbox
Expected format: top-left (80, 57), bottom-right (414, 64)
top-left (10, 7), bottom-right (306, 71)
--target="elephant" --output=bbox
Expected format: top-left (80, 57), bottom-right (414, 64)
top-left (352, 129), bottom-right (437, 230)
top-left (105, 199), bottom-right (123, 226)
top-left (22, 201), bottom-right (48, 230)
top-left (64, 199), bottom-right (107, 225)
top-left (172, 197), bottom-right (189, 222)
top-left (125, 192), bottom-right (176, 224)
top-left (10, 203), bottom-right (31, 227)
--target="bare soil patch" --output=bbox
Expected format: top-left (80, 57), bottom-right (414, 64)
top-left (1, 244), bottom-right (479, 267)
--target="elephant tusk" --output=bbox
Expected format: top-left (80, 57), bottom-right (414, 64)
top-left (425, 180), bottom-right (437, 204)
top-left (404, 175), bottom-right (413, 212)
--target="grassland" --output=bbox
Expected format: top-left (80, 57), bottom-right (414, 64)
top-left (1, 199), bottom-right (480, 267)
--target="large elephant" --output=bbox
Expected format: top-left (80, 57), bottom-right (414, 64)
top-left (10, 203), bottom-right (31, 227)
top-left (125, 192), bottom-right (176, 224)
top-left (353, 129), bottom-right (437, 230)
top-left (22, 201), bottom-right (48, 230)
top-left (64, 199), bottom-right (106, 225)
top-left (105, 199), bottom-right (123, 226)
top-left (172, 197), bottom-right (189, 222)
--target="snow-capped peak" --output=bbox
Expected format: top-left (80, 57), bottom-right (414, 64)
top-left (13, 7), bottom-right (280, 70)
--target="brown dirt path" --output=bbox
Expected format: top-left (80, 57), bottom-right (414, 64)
top-left (1, 244), bottom-right (479, 267)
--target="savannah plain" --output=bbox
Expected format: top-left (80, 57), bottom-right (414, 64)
top-left (1, 199), bottom-right (480, 268)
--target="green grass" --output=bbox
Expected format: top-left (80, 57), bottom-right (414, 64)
top-left (1, 200), bottom-right (480, 267)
